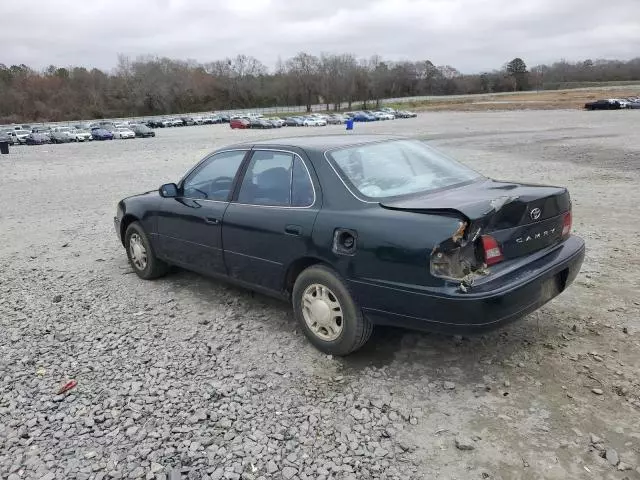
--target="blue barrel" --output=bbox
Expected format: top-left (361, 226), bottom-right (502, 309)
top-left (346, 119), bottom-right (354, 131)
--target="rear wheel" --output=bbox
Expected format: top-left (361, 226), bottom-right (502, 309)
top-left (292, 265), bottom-right (372, 355)
top-left (124, 222), bottom-right (169, 280)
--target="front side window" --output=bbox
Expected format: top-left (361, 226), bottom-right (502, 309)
top-left (182, 150), bottom-right (246, 201)
top-left (236, 151), bottom-right (315, 207)
top-left (327, 139), bottom-right (482, 200)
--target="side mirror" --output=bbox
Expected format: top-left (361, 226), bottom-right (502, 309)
top-left (159, 183), bottom-right (178, 198)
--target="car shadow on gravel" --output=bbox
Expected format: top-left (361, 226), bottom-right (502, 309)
top-left (340, 310), bottom-right (570, 387)
top-left (170, 268), bottom-right (566, 384)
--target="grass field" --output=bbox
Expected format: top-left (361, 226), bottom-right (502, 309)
top-left (384, 88), bottom-right (640, 112)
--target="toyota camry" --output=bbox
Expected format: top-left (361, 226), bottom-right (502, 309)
top-left (114, 135), bottom-right (585, 355)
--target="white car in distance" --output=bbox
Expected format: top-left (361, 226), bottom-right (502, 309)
top-left (113, 127), bottom-right (136, 139)
top-left (10, 129), bottom-right (30, 144)
top-left (373, 111), bottom-right (395, 120)
top-left (303, 117), bottom-right (327, 126)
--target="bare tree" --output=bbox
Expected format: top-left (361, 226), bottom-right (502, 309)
top-left (285, 53), bottom-right (319, 112)
top-left (1, 53), bottom-right (639, 123)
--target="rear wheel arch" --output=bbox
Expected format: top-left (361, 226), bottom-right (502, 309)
top-left (284, 256), bottom-right (327, 296)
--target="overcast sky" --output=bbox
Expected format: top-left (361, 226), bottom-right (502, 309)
top-left (3, 0), bottom-right (639, 73)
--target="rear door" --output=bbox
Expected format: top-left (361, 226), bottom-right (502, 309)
top-left (222, 149), bottom-right (320, 292)
top-left (155, 149), bottom-right (248, 274)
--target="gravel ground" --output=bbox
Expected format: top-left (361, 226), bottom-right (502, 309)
top-left (1, 110), bottom-right (640, 480)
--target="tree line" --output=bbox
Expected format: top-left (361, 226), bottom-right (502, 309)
top-left (1, 53), bottom-right (639, 123)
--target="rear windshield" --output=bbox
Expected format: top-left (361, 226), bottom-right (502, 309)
top-left (327, 139), bottom-right (482, 199)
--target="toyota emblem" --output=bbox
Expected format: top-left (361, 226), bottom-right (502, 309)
top-left (530, 208), bottom-right (542, 220)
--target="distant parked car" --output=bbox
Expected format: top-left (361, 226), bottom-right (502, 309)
top-left (203, 115), bottom-right (222, 124)
top-left (180, 117), bottom-right (195, 126)
top-left (584, 99), bottom-right (621, 110)
top-left (113, 127), bottom-right (136, 139)
top-left (303, 117), bottom-right (327, 126)
top-left (249, 118), bottom-right (274, 129)
top-left (9, 129), bottom-right (30, 144)
top-left (395, 110), bottom-right (417, 118)
top-left (373, 111), bottom-right (395, 120)
top-left (284, 117), bottom-right (304, 127)
top-left (54, 126), bottom-right (86, 142)
top-left (146, 119), bottom-right (164, 128)
top-left (1, 129), bottom-right (17, 144)
top-left (131, 124), bottom-right (156, 138)
top-left (352, 112), bottom-right (376, 122)
top-left (50, 130), bottom-right (73, 144)
top-left (615, 99), bottom-right (631, 109)
top-left (70, 129), bottom-right (93, 142)
top-left (25, 133), bottom-right (51, 145)
top-left (92, 128), bottom-right (114, 140)
top-left (268, 117), bottom-right (285, 128)
top-left (230, 118), bottom-right (250, 129)
top-left (32, 126), bottom-right (51, 133)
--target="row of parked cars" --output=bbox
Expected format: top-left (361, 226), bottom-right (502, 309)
top-left (584, 97), bottom-right (640, 110)
top-left (229, 108), bottom-right (418, 129)
top-left (145, 115), bottom-right (228, 128)
top-left (0, 106), bottom-right (418, 145)
top-left (0, 121), bottom-right (156, 145)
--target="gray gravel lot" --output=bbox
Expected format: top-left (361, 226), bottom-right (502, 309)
top-left (1, 110), bottom-right (640, 480)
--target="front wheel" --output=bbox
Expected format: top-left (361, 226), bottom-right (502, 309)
top-left (292, 265), bottom-right (372, 355)
top-left (124, 222), bottom-right (169, 280)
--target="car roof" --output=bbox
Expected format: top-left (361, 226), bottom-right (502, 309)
top-left (242, 134), bottom-right (404, 152)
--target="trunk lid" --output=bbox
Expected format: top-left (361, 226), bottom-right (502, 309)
top-left (381, 179), bottom-right (571, 260)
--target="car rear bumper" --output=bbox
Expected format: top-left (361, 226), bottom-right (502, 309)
top-left (351, 235), bottom-right (585, 333)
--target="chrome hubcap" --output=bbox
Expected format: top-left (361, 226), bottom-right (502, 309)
top-left (129, 233), bottom-right (147, 270)
top-left (302, 284), bottom-right (343, 341)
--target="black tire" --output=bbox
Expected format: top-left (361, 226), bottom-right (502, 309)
top-left (292, 265), bottom-right (372, 355)
top-left (124, 222), bottom-right (169, 280)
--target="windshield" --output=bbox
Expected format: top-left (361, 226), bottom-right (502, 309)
top-left (327, 139), bottom-right (482, 199)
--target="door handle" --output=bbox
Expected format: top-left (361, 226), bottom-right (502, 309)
top-left (204, 217), bottom-right (220, 225)
top-left (284, 224), bottom-right (302, 236)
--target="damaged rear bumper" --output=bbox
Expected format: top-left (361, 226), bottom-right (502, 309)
top-left (350, 235), bottom-right (585, 333)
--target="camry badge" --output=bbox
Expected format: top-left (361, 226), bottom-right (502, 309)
top-left (530, 208), bottom-right (542, 220)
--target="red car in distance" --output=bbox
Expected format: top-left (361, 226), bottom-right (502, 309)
top-left (230, 118), bottom-right (250, 129)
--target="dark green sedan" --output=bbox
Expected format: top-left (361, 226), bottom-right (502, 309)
top-left (114, 135), bottom-right (585, 355)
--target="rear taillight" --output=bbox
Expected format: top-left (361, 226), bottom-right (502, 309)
top-left (562, 211), bottom-right (572, 238)
top-left (481, 235), bottom-right (504, 266)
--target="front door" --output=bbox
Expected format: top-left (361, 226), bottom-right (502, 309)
top-left (156, 150), bottom-right (247, 274)
top-left (222, 149), bottom-right (320, 292)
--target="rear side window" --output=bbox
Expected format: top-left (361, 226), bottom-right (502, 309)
top-left (237, 151), bottom-right (314, 207)
top-left (291, 157), bottom-right (314, 207)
